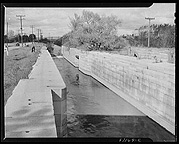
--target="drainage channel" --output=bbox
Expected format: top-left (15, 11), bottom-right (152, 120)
top-left (53, 57), bottom-right (175, 142)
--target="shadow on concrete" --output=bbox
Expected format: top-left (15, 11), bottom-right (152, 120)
top-left (6, 104), bottom-right (55, 137)
top-left (11, 107), bottom-right (30, 116)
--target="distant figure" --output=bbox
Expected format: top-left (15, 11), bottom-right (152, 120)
top-left (76, 74), bottom-right (79, 81)
top-left (16, 43), bottom-right (20, 46)
top-left (5, 45), bottom-right (8, 56)
top-left (32, 46), bottom-right (35, 52)
top-left (133, 52), bottom-right (140, 59)
top-left (75, 74), bottom-right (79, 85)
top-left (128, 47), bottom-right (132, 55)
top-left (75, 55), bottom-right (79, 59)
top-left (153, 56), bottom-right (162, 63)
top-left (134, 53), bottom-right (138, 57)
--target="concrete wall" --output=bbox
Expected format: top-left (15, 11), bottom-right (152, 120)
top-left (61, 46), bottom-right (175, 135)
top-left (131, 47), bottom-right (168, 61)
top-left (5, 46), bottom-right (67, 137)
top-left (61, 46), bottom-right (79, 67)
top-left (127, 47), bottom-right (175, 63)
top-left (115, 47), bottom-right (175, 64)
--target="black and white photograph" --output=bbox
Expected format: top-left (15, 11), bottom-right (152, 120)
top-left (2, 3), bottom-right (176, 142)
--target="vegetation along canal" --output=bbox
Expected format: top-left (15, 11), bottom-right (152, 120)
top-left (53, 57), bottom-right (175, 141)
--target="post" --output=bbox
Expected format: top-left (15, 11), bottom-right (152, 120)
top-left (145, 17), bottom-right (155, 48)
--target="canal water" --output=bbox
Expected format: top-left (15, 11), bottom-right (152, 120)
top-left (53, 57), bottom-right (175, 141)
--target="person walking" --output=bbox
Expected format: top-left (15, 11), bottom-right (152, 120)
top-left (31, 45), bottom-right (35, 52)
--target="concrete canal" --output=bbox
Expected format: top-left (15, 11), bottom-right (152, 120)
top-left (53, 57), bottom-right (175, 141)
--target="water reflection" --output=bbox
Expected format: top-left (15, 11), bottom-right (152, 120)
top-left (79, 115), bottom-right (109, 130)
top-left (67, 114), bottom-right (175, 141)
top-left (53, 57), bottom-right (175, 141)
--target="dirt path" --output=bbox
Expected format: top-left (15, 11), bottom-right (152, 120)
top-left (4, 43), bottom-right (44, 106)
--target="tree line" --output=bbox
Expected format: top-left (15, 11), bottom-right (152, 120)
top-left (124, 24), bottom-right (175, 48)
top-left (4, 33), bottom-right (38, 43)
top-left (55, 10), bottom-right (175, 50)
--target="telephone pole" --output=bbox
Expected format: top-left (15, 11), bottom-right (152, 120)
top-left (145, 17), bottom-right (155, 47)
top-left (16, 15), bottom-right (25, 47)
top-left (30, 25), bottom-right (35, 44)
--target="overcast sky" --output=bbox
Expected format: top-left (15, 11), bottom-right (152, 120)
top-left (5, 3), bottom-right (175, 38)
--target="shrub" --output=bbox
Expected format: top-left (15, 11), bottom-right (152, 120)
top-left (69, 10), bottom-right (122, 51)
top-left (46, 43), bottom-right (54, 56)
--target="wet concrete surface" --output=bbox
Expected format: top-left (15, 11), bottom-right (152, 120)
top-left (53, 57), bottom-right (175, 142)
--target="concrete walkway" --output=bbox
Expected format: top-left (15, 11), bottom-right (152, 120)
top-left (5, 46), bottom-right (66, 137)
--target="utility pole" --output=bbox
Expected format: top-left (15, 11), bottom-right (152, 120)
top-left (16, 15), bottom-right (25, 47)
top-left (145, 17), bottom-right (155, 48)
top-left (30, 25), bottom-right (35, 44)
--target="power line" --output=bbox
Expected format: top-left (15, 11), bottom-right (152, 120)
top-left (16, 15), bottom-right (25, 47)
top-left (145, 17), bottom-right (155, 48)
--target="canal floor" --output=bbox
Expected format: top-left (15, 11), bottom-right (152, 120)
top-left (53, 57), bottom-right (175, 142)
